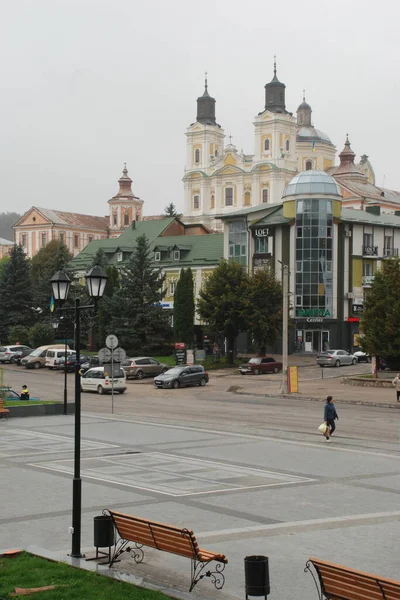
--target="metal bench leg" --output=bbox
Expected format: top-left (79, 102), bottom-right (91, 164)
top-left (304, 561), bottom-right (324, 600)
top-left (190, 560), bottom-right (226, 592)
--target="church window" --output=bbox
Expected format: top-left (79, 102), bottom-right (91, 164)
top-left (193, 195), bottom-right (200, 210)
top-left (210, 195), bottom-right (215, 209)
top-left (285, 140), bottom-right (290, 152)
top-left (225, 187), bottom-right (233, 206)
top-left (195, 149), bottom-right (200, 163)
top-left (244, 192), bottom-right (251, 206)
top-left (124, 212), bottom-right (129, 226)
top-left (305, 160), bottom-right (313, 171)
top-left (264, 139), bottom-right (270, 152)
top-left (41, 233), bottom-right (47, 247)
top-left (113, 212), bottom-right (117, 226)
top-left (74, 234), bottom-right (79, 248)
top-left (262, 188), bottom-right (269, 203)
top-left (59, 232), bottom-right (64, 244)
top-left (215, 149), bottom-right (218, 157)
top-left (21, 234), bottom-right (27, 248)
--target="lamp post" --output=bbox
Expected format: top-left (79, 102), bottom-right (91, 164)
top-left (51, 317), bottom-right (68, 415)
top-left (50, 266), bottom-right (108, 558)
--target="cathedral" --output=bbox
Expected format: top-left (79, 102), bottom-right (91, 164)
top-left (182, 63), bottom-right (378, 230)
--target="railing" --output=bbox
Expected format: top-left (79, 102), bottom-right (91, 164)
top-left (383, 247), bottom-right (399, 257)
top-left (363, 245), bottom-right (378, 256)
top-left (362, 275), bottom-right (375, 286)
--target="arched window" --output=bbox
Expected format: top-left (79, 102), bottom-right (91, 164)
top-left (124, 212), bottom-right (129, 226)
top-left (194, 149), bottom-right (200, 163)
top-left (225, 187), bottom-right (233, 206)
top-left (113, 212), bottom-right (117, 226)
top-left (193, 195), bottom-right (200, 210)
top-left (262, 188), bottom-right (269, 204)
top-left (264, 139), bottom-right (270, 152)
top-left (210, 195), bottom-right (215, 209)
top-left (285, 140), bottom-right (290, 152)
top-left (305, 160), bottom-right (313, 171)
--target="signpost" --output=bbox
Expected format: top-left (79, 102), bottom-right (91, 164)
top-left (175, 342), bottom-right (187, 366)
top-left (99, 336), bottom-right (127, 413)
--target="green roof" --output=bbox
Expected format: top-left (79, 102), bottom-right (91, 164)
top-left (341, 208), bottom-right (400, 227)
top-left (149, 234), bottom-right (223, 267)
top-left (217, 202), bottom-right (283, 219)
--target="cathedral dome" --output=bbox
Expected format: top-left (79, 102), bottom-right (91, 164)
top-left (297, 126), bottom-right (332, 143)
top-left (283, 170), bottom-right (342, 198)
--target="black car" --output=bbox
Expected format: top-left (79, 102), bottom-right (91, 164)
top-left (59, 354), bottom-right (90, 372)
top-left (154, 365), bottom-right (209, 389)
top-left (81, 356), bottom-right (100, 373)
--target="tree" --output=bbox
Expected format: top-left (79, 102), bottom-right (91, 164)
top-left (28, 323), bottom-right (55, 348)
top-left (174, 268), bottom-right (195, 345)
top-left (0, 245), bottom-right (34, 343)
top-left (31, 240), bottom-right (73, 314)
top-left (91, 247), bottom-right (108, 269)
top-left (0, 256), bottom-right (9, 279)
top-left (360, 258), bottom-right (400, 364)
top-left (106, 235), bottom-right (170, 351)
top-left (198, 260), bottom-right (249, 363)
top-left (164, 203), bottom-right (178, 217)
top-left (97, 265), bottom-right (120, 348)
top-left (8, 325), bottom-right (31, 346)
top-left (245, 268), bottom-right (283, 354)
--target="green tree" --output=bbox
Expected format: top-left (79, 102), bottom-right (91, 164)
top-left (164, 203), bottom-right (178, 217)
top-left (360, 259), bottom-right (400, 361)
top-left (246, 268), bottom-right (283, 354)
top-left (97, 265), bottom-right (120, 348)
top-left (91, 247), bottom-right (108, 269)
top-left (8, 325), bottom-right (31, 346)
top-left (107, 235), bottom-right (170, 351)
top-left (28, 323), bottom-right (55, 348)
top-left (0, 245), bottom-right (33, 343)
top-left (31, 240), bottom-right (73, 314)
top-left (0, 256), bottom-right (10, 279)
top-left (198, 260), bottom-right (249, 363)
top-left (174, 268), bottom-right (195, 345)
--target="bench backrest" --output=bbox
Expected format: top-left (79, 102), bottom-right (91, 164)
top-left (310, 558), bottom-right (400, 600)
top-left (0, 400), bottom-right (7, 409)
top-left (110, 511), bottom-right (199, 560)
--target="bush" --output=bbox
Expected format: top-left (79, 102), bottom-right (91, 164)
top-left (28, 323), bottom-right (54, 348)
top-left (8, 325), bottom-right (31, 346)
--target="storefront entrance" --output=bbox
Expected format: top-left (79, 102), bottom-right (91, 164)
top-left (296, 329), bottom-right (330, 353)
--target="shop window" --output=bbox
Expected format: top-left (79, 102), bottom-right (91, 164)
top-left (255, 236), bottom-right (268, 254)
top-left (228, 220), bottom-right (247, 265)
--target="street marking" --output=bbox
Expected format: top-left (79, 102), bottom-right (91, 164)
top-left (30, 451), bottom-right (315, 497)
top-left (82, 413), bottom-right (400, 460)
top-left (0, 429), bottom-right (118, 457)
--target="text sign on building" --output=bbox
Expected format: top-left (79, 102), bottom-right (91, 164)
top-left (296, 308), bottom-right (331, 318)
top-left (253, 228), bottom-right (270, 238)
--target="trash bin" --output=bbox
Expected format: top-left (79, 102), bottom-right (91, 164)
top-left (244, 555), bottom-right (270, 599)
top-left (93, 515), bottom-right (115, 561)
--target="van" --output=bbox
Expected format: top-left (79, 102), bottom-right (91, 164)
top-left (45, 348), bottom-right (75, 369)
top-left (81, 366), bottom-right (127, 395)
top-left (21, 344), bottom-right (70, 369)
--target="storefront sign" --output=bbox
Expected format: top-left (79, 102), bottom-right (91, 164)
top-left (352, 304), bottom-right (363, 314)
top-left (347, 317), bottom-right (359, 323)
top-left (296, 308), bottom-right (331, 318)
top-left (306, 317), bottom-right (323, 323)
top-left (254, 228), bottom-right (270, 237)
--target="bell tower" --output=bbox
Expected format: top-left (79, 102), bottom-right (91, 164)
top-left (108, 164), bottom-right (144, 237)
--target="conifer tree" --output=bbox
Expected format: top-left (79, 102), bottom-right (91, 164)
top-left (0, 245), bottom-right (34, 342)
top-left (174, 268), bottom-right (195, 345)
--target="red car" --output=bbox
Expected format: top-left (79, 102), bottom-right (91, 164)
top-left (239, 357), bottom-right (282, 375)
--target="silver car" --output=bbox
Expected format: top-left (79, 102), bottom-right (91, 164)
top-left (317, 349), bottom-right (358, 368)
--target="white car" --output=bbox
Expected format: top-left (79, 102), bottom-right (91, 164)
top-left (353, 351), bottom-right (371, 363)
top-left (80, 366), bottom-right (127, 395)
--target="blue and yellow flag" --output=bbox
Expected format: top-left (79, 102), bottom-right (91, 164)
top-left (50, 297), bottom-right (55, 313)
top-left (312, 140), bottom-right (316, 152)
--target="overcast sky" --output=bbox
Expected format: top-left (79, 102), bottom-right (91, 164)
top-left (1, 0), bottom-right (399, 219)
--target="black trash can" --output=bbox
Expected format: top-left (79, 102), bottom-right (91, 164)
top-left (93, 515), bottom-right (115, 561)
top-left (244, 555), bottom-right (270, 599)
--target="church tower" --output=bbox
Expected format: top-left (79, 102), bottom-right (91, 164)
top-left (108, 165), bottom-right (144, 237)
top-left (183, 75), bottom-right (225, 217)
top-left (295, 93), bottom-right (336, 172)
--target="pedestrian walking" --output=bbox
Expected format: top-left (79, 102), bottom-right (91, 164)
top-left (323, 395), bottom-right (338, 442)
top-left (392, 373), bottom-right (400, 402)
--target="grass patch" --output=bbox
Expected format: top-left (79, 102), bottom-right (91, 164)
top-left (0, 551), bottom-right (172, 600)
top-left (4, 400), bottom-right (61, 407)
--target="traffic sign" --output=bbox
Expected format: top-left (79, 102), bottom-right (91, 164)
top-left (98, 347), bottom-right (112, 363)
top-left (112, 347), bottom-right (126, 362)
top-left (106, 334), bottom-right (119, 349)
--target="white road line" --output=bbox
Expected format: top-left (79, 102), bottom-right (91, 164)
top-left (82, 412), bottom-right (400, 460)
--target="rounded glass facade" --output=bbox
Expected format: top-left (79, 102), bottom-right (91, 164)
top-left (283, 170), bottom-right (341, 198)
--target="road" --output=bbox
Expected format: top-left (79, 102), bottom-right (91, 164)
top-left (1, 361), bottom-right (400, 600)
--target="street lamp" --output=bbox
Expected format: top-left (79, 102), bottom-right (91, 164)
top-left (52, 317), bottom-right (68, 416)
top-left (50, 266), bottom-right (108, 558)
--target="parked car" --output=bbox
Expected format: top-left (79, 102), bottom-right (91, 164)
top-left (45, 348), bottom-right (75, 369)
top-left (353, 351), bottom-right (371, 363)
top-left (0, 345), bottom-right (32, 364)
top-left (121, 357), bottom-right (170, 380)
top-left (154, 365), bottom-right (209, 389)
top-left (317, 349), bottom-right (358, 367)
top-left (239, 357), bottom-right (282, 375)
top-left (21, 344), bottom-right (69, 369)
top-left (59, 354), bottom-right (90, 372)
top-left (81, 366), bottom-right (127, 395)
top-left (81, 356), bottom-right (100, 373)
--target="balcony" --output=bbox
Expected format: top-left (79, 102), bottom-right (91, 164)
top-left (362, 245), bottom-right (378, 257)
top-left (383, 247), bottom-right (399, 258)
top-left (362, 275), bottom-right (375, 287)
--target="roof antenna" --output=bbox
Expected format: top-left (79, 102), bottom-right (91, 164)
top-left (273, 54), bottom-right (277, 77)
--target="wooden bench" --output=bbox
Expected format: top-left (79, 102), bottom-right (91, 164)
top-left (105, 509), bottom-right (228, 592)
top-left (0, 400), bottom-right (9, 419)
top-left (305, 557), bottom-right (400, 600)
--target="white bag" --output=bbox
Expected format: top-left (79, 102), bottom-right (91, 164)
top-left (318, 422), bottom-right (328, 434)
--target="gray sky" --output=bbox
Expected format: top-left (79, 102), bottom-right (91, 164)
top-left (1, 0), bottom-right (399, 218)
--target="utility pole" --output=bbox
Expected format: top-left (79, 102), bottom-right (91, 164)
top-left (281, 264), bottom-right (289, 395)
